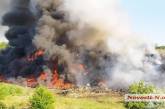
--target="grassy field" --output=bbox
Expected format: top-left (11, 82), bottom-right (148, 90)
top-left (0, 83), bottom-right (126, 109)
top-left (54, 92), bottom-right (125, 109)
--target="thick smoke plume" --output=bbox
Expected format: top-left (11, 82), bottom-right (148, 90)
top-left (0, 0), bottom-right (38, 79)
top-left (33, 0), bottom-right (164, 88)
top-left (0, 0), bottom-right (164, 88)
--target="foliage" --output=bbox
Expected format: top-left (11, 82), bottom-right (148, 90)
top-left (128, 81), bottom-right (155, 94)
top-left (0, 42), bottom-right (8, 50)
top-left (0, 83), bottom-right (23, 100)
top-left (156, 46), bottom-right (165, 49)
top-left (0, 102), bottom-right (7, 109)
top-left (125, 81), bottom-right (160, 109)
top-left (30, 86), bottom-right (55, 109)
top-left (0, 83), bottom-right (121, 109)
top-left (55, 95), bottom-right (117, 109)
top-left (0, 102), bottom-right (17, 109)
top-left (0, 83), bottom-right (118, 109)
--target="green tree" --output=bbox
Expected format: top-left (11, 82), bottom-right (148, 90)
top-left (30, 86), bottom-right (55, 109)
top-left (125, 81), bottom-right (160, 109)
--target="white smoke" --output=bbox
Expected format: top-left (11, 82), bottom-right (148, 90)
top-left (58, 0), bottom-right (163, 88)
top-left (59, 0), bottom-right (131, 48)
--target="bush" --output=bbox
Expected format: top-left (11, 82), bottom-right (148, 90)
top-left (125, 81), bottom-right (160, 109)
top-left (0, 83), bottom-right (23, 100)
top-left (128, 81), bottom-right (154, 94)
top-left (0, 102), bottom-right (7, 109)
top-left (30, 86), bottom-right (55, 109)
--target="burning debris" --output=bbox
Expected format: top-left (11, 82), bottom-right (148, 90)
top-left (0, 0), bottom-right (113, 89)
top-left (0, 0), bottom-right (164, 89)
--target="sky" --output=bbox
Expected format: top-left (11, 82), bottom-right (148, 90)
top-left (121, 0), bottom-right (165, 45)
top-left (0, 0), bottom-right (164, 45)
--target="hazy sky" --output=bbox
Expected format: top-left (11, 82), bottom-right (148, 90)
top-left (121, 0), bottom-right (165, 45)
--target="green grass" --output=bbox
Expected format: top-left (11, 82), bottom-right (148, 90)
top-left (0, 83), bottom-right (24, 99)
top-left (0, 83), bottom-right (32, 108)
top-left (0, 83), bottom-right (126, 109)
top-left (54, 94), bottom-right (125, 109)
top-left (55, 96), bottom-right (111, 109)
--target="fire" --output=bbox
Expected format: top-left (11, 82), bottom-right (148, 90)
top-left (27, 50), bottom-right (44, 61)
top-left (26, 50), bottom-right (73, 89)
top-left (39, 72), bottom-right (48, 81)
top-left (26, 75), bottom-right (38, 87)
top-left (25, 71), bottom-right (73, 89)
top-left (0, 50), bottom-right (93, 89)
top-left (51, 64), bottom-right (73, 89)
top-left (26, 50), bottom-right (45, 87)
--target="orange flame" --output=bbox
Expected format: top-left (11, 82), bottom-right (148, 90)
top-left (1, 49), bottom-right (75, 89)
top-left (51, 64), bottom-right (73, 89)
top-left (39, 72), bottom-right (48, 81)
top-left (27, 50), bottom-right (44, 61)
top-left (26, 75), bottom-right (38, 87)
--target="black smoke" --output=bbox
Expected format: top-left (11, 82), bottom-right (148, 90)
top-left (0, 0), bottom-right (113, 87)
top-left (0, 0), bottom-right (76, 86)
top-left (0, 0), bottom-right (43, 78)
